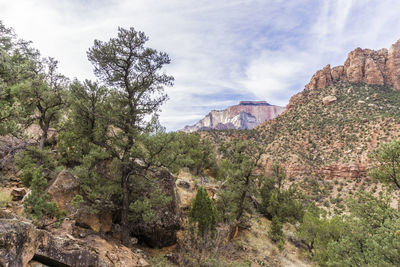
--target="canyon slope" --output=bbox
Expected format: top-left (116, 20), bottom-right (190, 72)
top-left (258, 39), bottom-right (400, 177)
top-left (182, 101), bottom-right (285, 133)
top-left (208, 39), bottom-right (400, 210)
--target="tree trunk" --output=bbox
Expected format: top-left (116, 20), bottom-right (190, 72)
top-left (38, 121), bottom-right (49, 150)
top-left (121, 169), bottom-right (131, 246)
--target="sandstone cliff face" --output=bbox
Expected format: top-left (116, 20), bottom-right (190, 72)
top-left (304, 40), bottom-right (400, 92)
top-left (183, 101), bottom-right (284, 133)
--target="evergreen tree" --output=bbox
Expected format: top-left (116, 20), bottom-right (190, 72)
top-left (268, 216), bottom-right (284, 245)
top-left (85, 27), bottom-right (173, 245)
top-left (23, 167), bottom-right (63, 228)
top-left (217, 138), bottom-right (264, 230)
top-left (260, 162), bottom-right (304, 223)
top-left (58, 79), bottom-right (108, 165)
top-left (370, 138), bottom-right (400, 190)
top-left (13, 57), bottom-right (68, 149)
top-left (189, 187), bottom-right (217, 236)
top-left (0, 21), bottom-right (38, 135)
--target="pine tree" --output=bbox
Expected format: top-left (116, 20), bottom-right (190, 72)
top-left (23, 167), bottom-right (63, 228)
top-left (85, 27), bottom-right (173, 245)
top-left (268, 216), bottom-right (284, 245)
top-left (0, 21), bottom-right (38, 135)
top-left (217, 138), bottom-right (264, 225)
top-left (13, 57), bottom-right (68, 149)
top-left (189, 187), bottom-right (217, 236)
top-left (370, 138), bottom-right (400, 190)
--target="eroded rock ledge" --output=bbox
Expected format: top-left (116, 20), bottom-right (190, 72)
top-left (0, 217), bottom-right (148, 267)
top-left (305, 40), bottom-right (400, 92)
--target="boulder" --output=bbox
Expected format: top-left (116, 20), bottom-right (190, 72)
top-left (11, 188), bottom-right (27, 201)
top-left (322, 95), bottom-right (337, 106)
top-left (131, 168), bottom-right (180, 248)
top-left (0, 218), bottom-right (148, 267)
top-left (47, 170), bottom-right (113, 233)
top-left (47, 170), bottom-right (79, 212)
top-left (75, 211), bottom-right (113, 233)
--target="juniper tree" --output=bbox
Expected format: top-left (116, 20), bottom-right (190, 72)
top-left (217, 138), bottom-right (264, 230)
top-left (86, 27), bottom-right (173, 245)
top-left (370, 138), bottom-right (400, 190)
top-left (58, 79), bottom-right (108, 165)
top-left (13, 57), bottom-right (68, 149)
top-left (260, 162), bottom-right (304, 223)
top-left (0, 21), bottom-right (39, 135)
top-left (189, 187), bottom-right (217, 236)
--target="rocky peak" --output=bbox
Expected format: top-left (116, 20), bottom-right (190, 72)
top-left (182, 101), bottom-right (284, 133)
top-left (305, 39), bottom-right (400, 92)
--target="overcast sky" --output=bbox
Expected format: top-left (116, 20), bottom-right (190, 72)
top-left (2, 0), bottom-right (400, 130)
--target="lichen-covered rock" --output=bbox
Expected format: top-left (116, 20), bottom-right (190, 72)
top-left (75, 211), bottom-right (113, 233)
top-left (175, 178), bottom-right (195, 209)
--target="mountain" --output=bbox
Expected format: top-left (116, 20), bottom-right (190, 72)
top-left (250, 39), bottom-right (400, 201)
top-left (182, 101), bottom-right (285, 133)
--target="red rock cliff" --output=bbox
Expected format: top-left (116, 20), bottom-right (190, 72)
top-left (305, 39), bottom-right (400, 91)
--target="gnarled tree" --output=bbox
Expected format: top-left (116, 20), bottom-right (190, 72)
top-left (86, 27), bottom-right (174, 245)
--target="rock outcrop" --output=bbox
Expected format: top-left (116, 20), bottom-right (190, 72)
top-left (131, 168), bottom-right (180, 248)
top-left (322, 95), bottom-right (337, 106)
top-left (0, 217), bottom-right (148, 267)
top-left (182, 101), bottom-right (284, 133)
top-left (304, 39), bottom-right (400, 92)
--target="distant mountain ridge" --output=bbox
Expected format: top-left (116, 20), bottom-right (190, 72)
top-left (182, 101), bottom-right (284, 133)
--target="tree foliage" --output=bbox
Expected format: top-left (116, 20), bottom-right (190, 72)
top-left (23, 167), bottom-right (64, 228)
top-left (370, 138), bottom-right (400, 190)
top-left (260, 162), bottom-right (304, 224)
top-left (216, 138), bottom-right (264, 225)
top-left (189, 187), bottom-right (217, 236)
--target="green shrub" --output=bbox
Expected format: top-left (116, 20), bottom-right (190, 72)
top-left (23, 167), bottom-right (64, 228)
top-left (0, 191), bottom-right (11, 208)
top-left (189, 187), bottom-right (217, 236)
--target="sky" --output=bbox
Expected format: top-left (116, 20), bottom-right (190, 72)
top-left (1, 0), bottom-right (400, 130)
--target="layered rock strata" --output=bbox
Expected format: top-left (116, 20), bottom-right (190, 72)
top-left (0, 216), bottom-right (148, 267)
top-left (305, 40), bottom-right (400, 92)
top-left (183, 101), bottom-right (285, 133)
top-left (287, 39), bottom-right (400, 110)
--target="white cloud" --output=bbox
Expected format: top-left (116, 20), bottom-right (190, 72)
top-left (1, 0), bottom-right (400, 130)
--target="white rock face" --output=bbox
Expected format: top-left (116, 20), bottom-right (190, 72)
top-left (182, 101), bottom-right (284, 133)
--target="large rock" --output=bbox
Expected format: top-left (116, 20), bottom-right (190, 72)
top-left (322, 95), bottom-right (337, 106)
top-left (0, 218), bottom-right (148, 267)
top-left (387, 40), bottom-right (400, 91)
top-left (182, 101), bottom-right (285, 132)
top-left (47, 170), bottom-right (113, 233)
top-left (131, 168), bottom-right (180, 248)
top-left (47, 170), bottom-right (79, 212)
top-left (11, 188), bottom-right (27, 201)
top-left (303, 39), bottom-right (400, 93)
top-left (75, 211), bottom-right (113, 233)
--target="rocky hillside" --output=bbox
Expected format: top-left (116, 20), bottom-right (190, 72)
top-left (245, 40), bottom-right (400, 210)
top-left (182, 101), bottom-right (284, 133)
